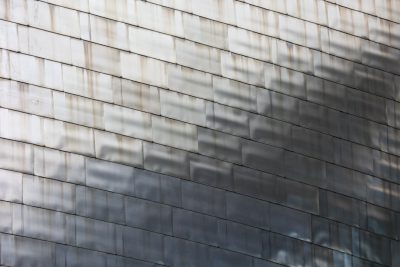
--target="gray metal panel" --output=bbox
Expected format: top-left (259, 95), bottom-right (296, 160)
top-left (226, 192), bottom-right (269, 229)
top-left (232, 165), bottom-right (278, 202)
top-left (122, 226), bottom-right (164, 264)
top-left (181, 180), bottom-right (226, 217)
top-left (143, 142), bottom-right (189, 179)
top-left (85, 157), bottom-right (135, 195)
top-left (269, 203), bottom-right (311, 241)
top-left (276, 178), bottom-right (319, 214)
top-left (197, 127), bottom-right (241, 163)
top-left (0, 202), bottom-right (12, 233)
top-left (225, 221), bottom-right (263, 257)
top-left (1, 1), bottom-right (399, 266)
top-left (210, 102), bottom-right (250, 138)
top-left (21, 205), bottom-right (75, 245)
top-left (76, 216), bottom-right (118, 253)
top-left (163, 236), bottom-right (211, 267)
top-left (172, 208), bottom-right (226, 247)
top-left (242, 139), bottom-right (284, 176)
top-left (103, 103), bottom-right (153, 141)
top-left (249, 113), bottom-right (291, 148)
top-left (312, 216), bottom-right (352, 253)
top-left (94, 129), bottom-right (143, 167)
top-left (212, 76), bottom-right (257, 112)
top-left (76, 186), bottom-right (125, 224)
top-left (0, 233), bottom-right (56, 267)
top-left (320, 190), bottom-right (367, 228)
top-left (167, 65), bottom-right (213, 101)
top-left (0, 138), bottom-right (34, 174)
top-left (189, 153), bottom-right (233, 189)
top-left (23, 175), bottom-right (75, 214)
top-left (33, 147), bottom-right (86, 185)
top-left (209, 247), bottom-right (253, 267)
top-left (151, 115), bottom-right (198, 152)
top-left (269, 232), bottom-right (313, 267)
top-left (0, 169), bottom-right (22, 203)
top-left (121, 80), bottom-right (161, 115)
top-left (125, 197), bottom-right (172, 235)
top-left (159, 89), bottom-right (207, 126)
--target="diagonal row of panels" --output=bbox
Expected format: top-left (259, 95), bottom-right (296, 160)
top-left (0, 0), bottom-right (399, 267)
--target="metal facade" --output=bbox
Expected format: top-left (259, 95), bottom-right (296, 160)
top-left (0, 0), bottom-right (399, 266)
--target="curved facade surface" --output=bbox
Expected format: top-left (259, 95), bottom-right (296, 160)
top-left (0, 0), bottom-right (400, 266)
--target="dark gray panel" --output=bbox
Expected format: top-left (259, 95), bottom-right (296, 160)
top-left (159, 174), bottom-right (182, 207)
top-left (299, 100), bottom-right (328, 133)
top-left (181, 180), bottom-right (226, 217)
top-left (143, 142), bottom-right (189, 179)
top-left (76, 186), bottom-right (125, 224)
top-left (242, 139), bottom-right (284, 176)
top-left (125, 197), bottom-right (172, 235)
top-left (197, 127), bottom-right (242, 164)
top-left (351, 257), bottom-right (385, 267)
top-left (366, 175), bottom-right (393, 209)
top-left (313, 245), bottom-right (352, 267)
top-left (253, 258), bottom-right (283, 267)
top-left (189, 153), bottom-right (233, 190)
top-left (270, 91), bottom-right (300, 125)
top-left (133, 169), bottom-right (162, 203)
top-left (367, 203), bottom-right (397, 238)
top-left (312, 216), bottom-right (352, 253)
top-left (319, 190), bottom-right (367, 228)
top-left (270, 203), bottom-right (311, 241)
top-left (226, 192), bottom-right (269, 229)
top-left (172, 208), bottom-right (226, 247)
top-left (269, 233), bottom-right (312, 267)
top-left (211, 102), bottom-right (250, 138)
top-left (210, 247), bottom-right (253, 267)
top-left (55, 244), bottom-right (107, 267)
top-left (276, 178), bottom-right (319, 214)
top-left (283, 150), bottom-right (325, 187)
top-left (122, 226), bottom-right (164, 264)
top-left (249, 113), bottom-right (291, 148)
top-left (392, 241), bottom-right (400, 267)
top-left (163, 236), bottom-right (211, 267)
top-left (232, 165), bottom-right (277, 202)
top-left (76, 216), bottom-right (118, 254)
top-left (111, 255), bottom-right (163, 267)
top-left (351, 143), bottom-right (374, 175)
top-left (324, 164), bottom-right (367, 200)
top-left (352, 228), bottom-right (391, 265)
top-left (225, 221), bottom-right (263, 257)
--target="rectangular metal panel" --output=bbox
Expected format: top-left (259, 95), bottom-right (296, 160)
top-left (122, 226), bottom-right (164, 264)
top-left (151, 115), bottom-right (198, 152)
top-left (181, 180), bottom-right (226, 217)
top-left (94, 129), bottom-right (143, 167)
top-left (0, 169), bottom-right (22, 203)
top-left (23, 175), bottom-right (75, 213)
top-left (143, 142), bottom-right (189, 179)
top-left (172, 208), bottom-right (226, 247)
top-left (125, 196), bottom-right (172, 234)
top-left (159, 89), bottom-right (207, 126)
top-left (226, 192), bottom-right (269, 230)
top-left (85, 157), bottom-right (135, 195)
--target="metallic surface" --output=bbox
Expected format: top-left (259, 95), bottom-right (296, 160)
top-left (0, 0), bottom-right (399, 266)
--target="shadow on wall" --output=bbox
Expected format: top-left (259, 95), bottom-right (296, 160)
top-left (258, 26), bottom-right (400, 266)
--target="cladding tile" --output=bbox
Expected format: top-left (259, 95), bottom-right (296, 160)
top-left (1, 1), bottom-right (399, 267)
